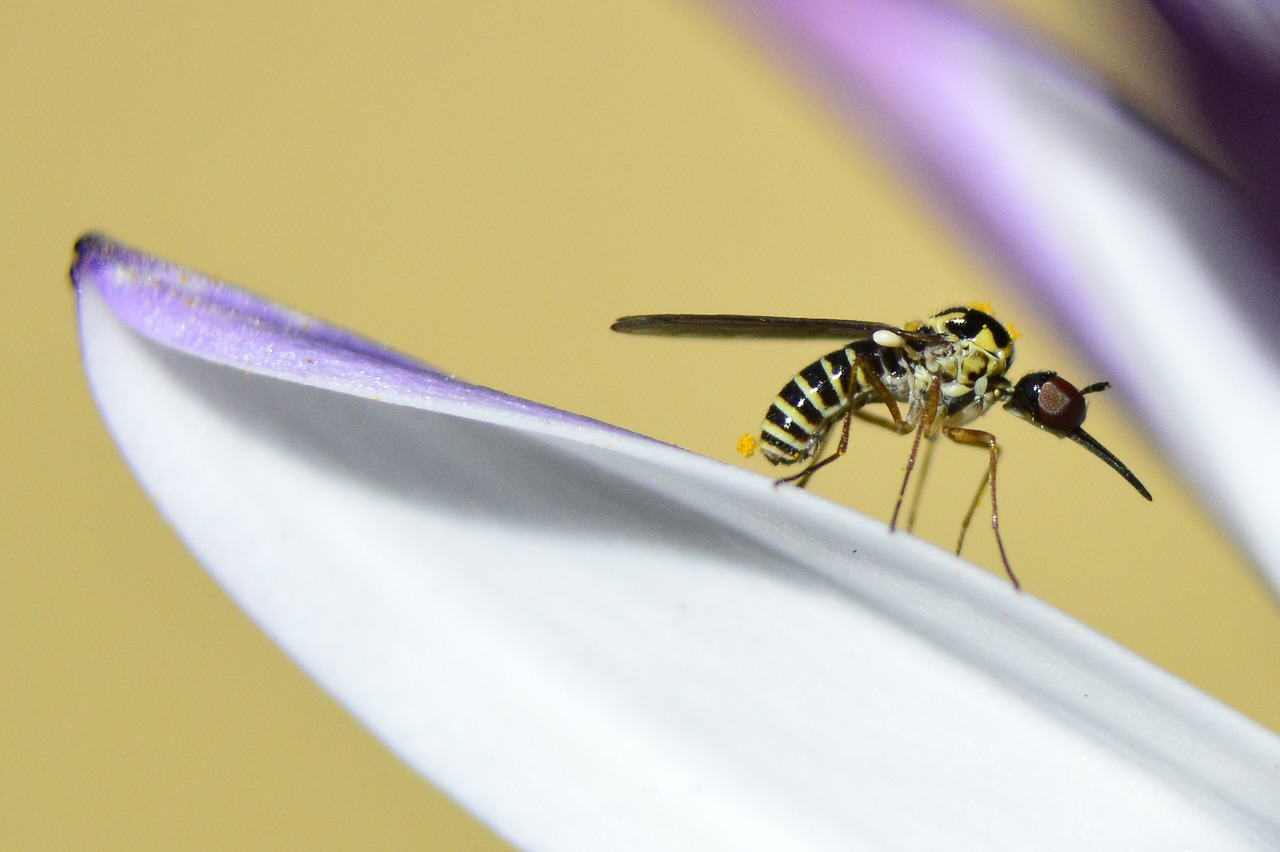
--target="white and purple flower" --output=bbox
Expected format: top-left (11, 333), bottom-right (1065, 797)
top-left (71, 0), bottom-right (1280, 848)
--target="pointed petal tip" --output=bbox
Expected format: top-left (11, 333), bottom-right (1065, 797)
top-left (70, 232), bottom-right (114, 292)
top-left (71, 232), bottom-right (158, 297)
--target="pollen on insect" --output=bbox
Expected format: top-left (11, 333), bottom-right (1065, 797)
top-left (1006, 323), bottom-right (1023, 341)
top-left (968, 300), bottom-right (994, 314)
top-left (737, 433), bottom-right (759, 458)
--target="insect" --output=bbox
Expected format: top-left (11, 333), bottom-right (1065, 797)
top-left (611, 304), bottom-right (1152, 589)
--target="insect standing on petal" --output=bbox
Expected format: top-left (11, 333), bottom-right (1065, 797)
top-left (611, 304), bottom-right (1152, 590)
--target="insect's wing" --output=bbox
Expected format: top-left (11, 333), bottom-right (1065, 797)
top-left (611, 314), bottom-right (938, 345)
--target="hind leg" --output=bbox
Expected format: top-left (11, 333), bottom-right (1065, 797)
top-left (945, 426), bottom-right (1019, 590)
top-left (774, 406), bottom-right (853, 486)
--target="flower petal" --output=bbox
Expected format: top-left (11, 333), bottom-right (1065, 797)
top-left (72, 235), bottom-right (1280, 848)
top-left (1147, 0), bottom-right (1280, 201)
top-left (731, 0), bottom-right (1280, 594)
top-left (71, 235), bottom-right (619, 435)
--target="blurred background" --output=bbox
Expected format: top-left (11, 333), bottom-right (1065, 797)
top-left (4, 1), bottom-right (1277, 848)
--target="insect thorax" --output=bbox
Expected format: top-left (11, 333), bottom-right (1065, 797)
top-left (908, 306), bottom-right (1016, 419)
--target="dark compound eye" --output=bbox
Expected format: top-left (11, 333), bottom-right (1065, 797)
top-left (1007, 371), bottom-right (1087, 432)
top-left (1035, 375), bottom-right (1087, 431)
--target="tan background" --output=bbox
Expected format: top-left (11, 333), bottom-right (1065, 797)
top-left (4, 1), bottom-right (1277, 848)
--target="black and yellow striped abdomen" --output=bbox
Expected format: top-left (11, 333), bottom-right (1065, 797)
top-left (759, 346), bottom-right (858, 464)
top-left (758, 342), bottom-right (913, 465)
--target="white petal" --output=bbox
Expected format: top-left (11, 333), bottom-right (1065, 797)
top-left (76, 240), bottom-right (1280, 849)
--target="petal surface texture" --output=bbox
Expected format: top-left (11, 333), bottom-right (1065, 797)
top-left (73, 235), bottom-right (1280, 849)
top-left (734, 0), bottom-right (1280, 594)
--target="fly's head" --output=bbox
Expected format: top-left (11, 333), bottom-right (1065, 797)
top-left (1003, 371), bottom-right (1152, 500)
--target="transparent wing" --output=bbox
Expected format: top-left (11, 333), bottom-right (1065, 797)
top-left (611, 314), bottom-right (939, 345)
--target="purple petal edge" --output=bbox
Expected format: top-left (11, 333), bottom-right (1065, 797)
top-left (1147, 0), bottom-right (1280, 205)
top-left (731, 0), bottom-right (1280, 371)
top-left (728, 0), bottom-right (1122, 360)
top-left (70, 234), bottom-right (638, 438)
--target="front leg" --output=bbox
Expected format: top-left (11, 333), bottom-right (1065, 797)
top-left (945, 426), bottom-right (1020, 590)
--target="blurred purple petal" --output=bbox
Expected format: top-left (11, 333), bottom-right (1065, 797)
top-left (1148, 0), bottom-right (1280, 201)
top-left (732, 0), bottom-right (1280, 594)
top-left (71, 235), bottom-right (1280, 847)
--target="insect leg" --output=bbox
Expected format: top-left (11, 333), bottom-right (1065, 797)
top-left (858, 360), bottom-right (906, 432)
top-left (905, 436), bottom-right (938, 534)
top-left (955, 464), bottom-right (989, 559)
top-left (854, 406), bottom-right (933, 532)
top-left (774, 406), bottom-right (853, 486)
top-left (852, 409), bottom-right (895, 430)
top-left (944, 427), bottom-right (1020, 590)
top-left (890, 376), bottom-right (940, 532)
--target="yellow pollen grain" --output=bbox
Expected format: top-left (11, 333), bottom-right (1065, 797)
top-left (1006, 322), bottom-right (1023, 341)
top-left (737, 433), bottom-right (759, 458)
top-left (968, 300), bottom-right (994, 313)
